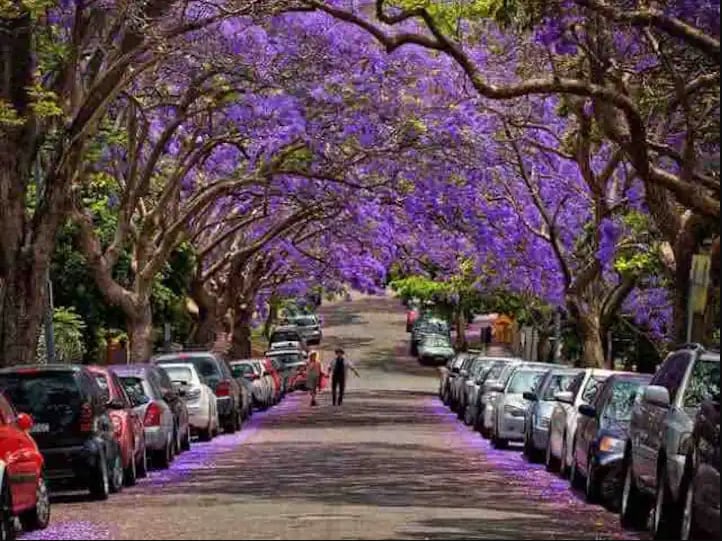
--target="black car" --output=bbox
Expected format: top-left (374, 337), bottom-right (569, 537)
top-left (0, 365), bottom-right (123, 500)
top-left (570, 372), bottom-right (652, 508)
top-left (681, 397), bottom-right (720, 540)
top-left (153, 352), bottom-right (243, 434)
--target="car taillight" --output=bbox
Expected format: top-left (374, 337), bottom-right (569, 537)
top-left (144, 402), bottom-right (162, 427)
top-left (79, 403), bottom-right (94, 433)
top-left (216, 380), bottom-right (231, 397)
top-left (111, 416), bottom-right (123, 438)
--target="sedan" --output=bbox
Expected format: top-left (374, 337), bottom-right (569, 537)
top-left (570, 373), bottom-right (651, 507)
top-left (0, 393), bottom-right (50, 537)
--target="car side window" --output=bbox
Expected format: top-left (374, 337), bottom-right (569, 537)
top-left (652, 353), bottom-right (690, 402)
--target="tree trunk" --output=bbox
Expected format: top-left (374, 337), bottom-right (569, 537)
top-left (0, 261), bottom-right (48, 366)
top-left (455, 308), bottom-right (468, 351)
top-left (127, 303), bottom-right (154, 363)
top-left (577, 313), bottom-right (606, 368)
top-left (263, 296), bottom-right (279, 339)
top-left (230, 305), bottom-right (253, 359)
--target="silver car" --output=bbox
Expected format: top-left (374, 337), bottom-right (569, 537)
top-left (621, 344), bottom-right (720, 537)
top-left (284, 314), bottom-right (322, 345)
top-left (491, 364), bottom-right (551, 448)
top-left (523, 367), bottom-right (583, 461)
top-left (479, 359), bottom-right (525, 438)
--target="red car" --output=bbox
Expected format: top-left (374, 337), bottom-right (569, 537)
top-left (0, 392), bottom-right (50, 538)
top-left (263, 359), bottom-right (283, 403)
top-left (87, 367), bottom-right (146, 486)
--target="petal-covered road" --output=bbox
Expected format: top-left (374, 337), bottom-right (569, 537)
top-left (23, 294), bottom-right (639, 540)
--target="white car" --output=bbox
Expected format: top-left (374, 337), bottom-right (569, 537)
top-left (160, 363), bottom-right (219, 441)
top-left (546, 368), bottom-right (614, 475)
top-left (230, 359), bottom-right (275, 408)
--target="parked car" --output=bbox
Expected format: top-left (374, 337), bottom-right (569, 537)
top-left (410, 318), bottom-right (450, 356)
top-left (439, 353), bottom-right (472, 405)
top-left (153, 352), bottom-right (241, 434)
top-left (620, 344), bottom-right (719, 537)
top-left (262, 358), bottom-right (283, 403)
top-left (523, 367), bottom-right (583, 462)
top-left (465, 358), bottom-right (510, 427)
top-left (230, 360), bottom-right (274, 408)
top-left (112, 364), bottom-right (179, 465)
top-left (285, 314), bottom-right (322, 345)
top-left (490, 364), bottom-right (549, 448)
top-left (681, 397), bottom-right (720, 540)
top-left (269, 326), bottom-right (307, 351)
top-left (478, 359), bottom-right (524, 437)
top-left (237, 378), bottom-right (254, 421)
top-left (547, 368), bottom-right (613, 476)
top-left (448, 354), bottom-right (478, 412)
top-left (461, 358), bottom-right (496, 424)
top-left (417, 334), bottom-right (455, 366)
top-left (156, 363), bottom-right (218, 442)
top-left (0, 365), bottom-right (123, 500)
top-left (265, 349), bottom-right (307, 392)
top-left (570, 372), bottom-right (652, 507)
top-left (0, 393), bottom-right (50, 536)
top-left (87, 366), bottom-right (147, 486)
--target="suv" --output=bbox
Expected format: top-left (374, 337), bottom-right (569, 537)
top-left (0, 365), bottom-right (123, 500)
top-left (621, 344), bottom-right (720, 537)
top-left (152, 352), bottom-right (242, 435)
top-left (284, 314), bottom-right (322, 345)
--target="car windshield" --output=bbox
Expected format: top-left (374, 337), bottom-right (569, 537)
top-left (163, 366), bottom-right (194, 384)
top-left (541, 373), bottom-right (579, 400)
top-left (683, 359), bottom-right (720, 409)
top-left (231, 364), bottom-right (255, 378)
top-left (582, 376), bottom-right (608, 403)
top-left (0, 371), bottom-right (82, 431)
top-left (424, 336), bottom-right (450, 348)
top-left (290, 316), bottom-right (316, 327)
top-left (603, 380), bottom-right (648, 422)
top-left (118, 376), bottom-right (150, 406)
top-left (507, 370), bottom-right (545, 394)
top-left (272, 331), bottom-right (301, 342)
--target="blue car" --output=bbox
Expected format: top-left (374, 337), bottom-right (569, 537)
top-left (570, 372), bottom-right (652, 508)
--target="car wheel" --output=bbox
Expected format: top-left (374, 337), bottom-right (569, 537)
top-left (19, 473), bottom-right (50, 532)
top-left (560, 434), bottom-right (570, 478)
top-left (199, 419), bottom-right (213, 442)
top-left (620, 455), bottom-right (649, 530)
top-left (0, 480), bottom-right (15, 541)
top-left (680, 475), bottom-right (705, 541)
top-left (137, 446), bottom-right (148, 479)
top-left (123, 451), bottom-right (137, 487)
top-left (570, 456), bottom-right (584, 490)
top-left (223, 413), bottom-right (237, 434)
top-left (181, 426), bottom-right (191, 451)
top-left (545, 436), bottom-right (558, 473)
top-left (154, 436), bottom-right (172, 469)
top-left (109, 452), bottom-right (124, 493)
top-left (652, 465), bottom-right (682, 540)
top-left (585, 455), bottom-right (599, 503)
top-left (492, 436), bottom-right (508, 449)
top-left (89, 452), bottom-right (110, 501)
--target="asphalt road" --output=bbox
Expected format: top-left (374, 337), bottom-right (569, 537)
top-left (23, 293), bottom-right (638, 540)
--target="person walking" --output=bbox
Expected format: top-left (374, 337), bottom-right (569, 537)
top-left (306, 351), bottom-right (322, 406)
top-left (329, 348), bottom-right (359, 406)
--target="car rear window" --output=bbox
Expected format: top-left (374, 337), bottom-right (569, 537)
top-left (271, 330), bottom-right (301, 342)
top-left (270, 353), bottom-right (303, 365)
top-left (683, 359), bottom-right (720, 409)
top-left (0, 371), bottom-right (82, 431)
top-left (118, 376), bottom-right (150, 406)
top-left (231, 363), bottom-right (255, 378)
top-left (158, 356), bottom-right (220, 380)
top-left (93, 373), bottom-right (111, 402)
top-left (542, 373), bottom-right (578, 400)
top-left (163, 366), bottom-right (194, 384)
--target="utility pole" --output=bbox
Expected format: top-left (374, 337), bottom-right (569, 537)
top-left (35, 155), bottom-right (55, 363)
top-left (553, 308), bottom-right (562, 363)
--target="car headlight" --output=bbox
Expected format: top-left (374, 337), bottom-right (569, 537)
top-left (598, 436), bottom-right (625, 453)
top-left (504, 405), bottom-right (526, 417)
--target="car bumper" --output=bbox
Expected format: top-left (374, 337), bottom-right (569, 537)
top-left (592, 452), bottom-right (625, 502)
top-left (41, 439), bottom-right (104, 486)
top-left (498, 415), bottom-right (526, 441)
top-left (216, 396), bottom-right (234, 418)
top-left (144, 426), bottom-right (169, 451)
top-left (187, 402), bottom-right (212, 430)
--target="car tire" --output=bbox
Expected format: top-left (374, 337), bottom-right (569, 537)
top-left (89, 453), bottom-right (110, 501)
top-left (199, 420), bottom-right (213, 442)
top-left (584, 455), bottom-right (599, 503)
top-left (154, 437), bottom-right (173, 469)
top-left (136, 447), bottom-right (148, 479)
top-left (0, 480), bottom-right (15, 541)
top-left (559, 434), bottom-right (570, 478)
top-left (492, 436), bottom-right (508, 449)
top-left (545, 437), bottom-right (558, 473)
top-left (123, 452), bottom-right (137, 487)
top-left (181, 426), bottom-right (191, 451)
top-left (652, 465), bottom-right (682, 540)
top-left (19, 473), bottom-right (50, 532)
top-left (223, 413), bottom-right (237, 434)
top-left (680, 474), bottom-right (705, 541)
top-left (109, 452), bottom-right (124, 493)
top-left (570, 457), bottom-right (584, 490)
top-left (620, 455), bottom-right (649, 530)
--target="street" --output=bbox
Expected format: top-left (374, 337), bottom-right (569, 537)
top-left (24, 294), bottom-right (636, 540)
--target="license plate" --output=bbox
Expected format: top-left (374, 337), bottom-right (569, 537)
top-left (30, 423), bottom-right (50, 434)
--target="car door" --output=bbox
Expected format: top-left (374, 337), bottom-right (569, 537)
top-left (0, 395), bottom-right (35, 510)
top-left (637, 352), bottom-right (690, 487)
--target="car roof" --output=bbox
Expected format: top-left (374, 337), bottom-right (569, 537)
top-left (0, 364), bottom-right (84, 374)
top-left (152, 351), bottom-right (217, 361)
top-left (156, 362), bottom-right (199, 371)
top-left (607, 372), bottom-right (653, 383)
top-left (267, 349), bottom-right (303, 355)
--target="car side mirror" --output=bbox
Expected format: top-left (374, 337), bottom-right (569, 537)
top-left (523, 391), bottom-right (538, 402)
top-left (643, 385), bottom-right (670, 408)
top-left (579, 404), bottom-right (596, 417)
top-left (17, 412), bottom-right (33, 431)
top-left (554, 391), bottom-right (574, 404)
